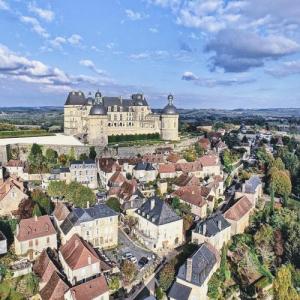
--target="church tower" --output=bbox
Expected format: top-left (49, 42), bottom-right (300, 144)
top-left (160, 94), bottom-right (179, 141)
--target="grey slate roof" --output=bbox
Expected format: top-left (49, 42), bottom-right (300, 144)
top-left (194, 213), bottom-right (230, 237)
top-left (134, 162), bottom-right (155, 171)
top-left (65, 91), bottom-right (87, 105)
top-left (89, 104), bottom-right (107, 115)
top-left (168, 282), bottom-right (192, 300)
top-left (163, 103), bottom-right (177, 115)
top-left (136, 197), bottom-right (181, 225)
top-left (51, 167), bottom-right (70, 174)
top-left (60, 204), bottom-right (118, 235)
top-left (244, 175), bottom-right (261, 194)
top-left (177, 243), bottom-right (218, 286)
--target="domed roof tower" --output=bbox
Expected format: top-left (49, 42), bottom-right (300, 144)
top-left (163, 94), bottom-right (177, 115)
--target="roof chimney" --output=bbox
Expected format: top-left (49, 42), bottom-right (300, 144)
top-left (87, 201), bottom-right (90, 208)
top-left (202, 223), bottom-right (207, 235)
top-left (34, 215), bottom-right (38, 222)
top-left (217, 219), bottom-right (222, 230)
top-left (150, 198), bottom-right (155, 210)
top-left (186, 258), bottom-right (193, 282)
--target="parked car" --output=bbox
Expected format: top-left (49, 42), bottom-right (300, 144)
top-left (122, 252), bottom-right (133, 260)
top-left (129, 256), bottom-right (137, 263)
top-left (138, 257), bottom-right (149, 267)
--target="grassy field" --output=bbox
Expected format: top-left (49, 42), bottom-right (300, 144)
top-left (0, 130), bottom-right (54, 139)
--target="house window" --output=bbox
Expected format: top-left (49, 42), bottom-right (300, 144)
top-left (35, 239), bottom-right (39, 246)
top-left (29, 240), bottom-right (33, 247)
top-left (47, 237), bottom-right (50, 244)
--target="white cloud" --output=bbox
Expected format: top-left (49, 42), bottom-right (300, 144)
top-left (106, 42), bottom-right (115, 49)
top-left (68, 34), bottom-right (82, 45)
top-left (79, 59), bottom-right (106, 76)
top-left (266, 60), bottom-right (300, 77)
top-left (49, 36), bottom-right (67, 49)
top-left (130, 50), bottom-right (169, 60)
top-left (28, 2), bottom-right (55, 22)
top-left (20, 16), bottom-right (49, 38)
top-left (0, 0), bottom-right (9, 11)
top-left (149, 27), bottom-right (158, 33)
top-left (125, 9), bottom-right (146, 21)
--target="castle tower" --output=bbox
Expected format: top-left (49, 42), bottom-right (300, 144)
top-left (64, 91), bottom-right (87, 135)
top-left (87, 93), bottom-right (108, 146)
top-left (160, 94), bottom-right (179, 141)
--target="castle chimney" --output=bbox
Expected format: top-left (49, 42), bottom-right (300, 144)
top-left (150, 198), bottom-right (155, 210)
top-left (202, 223), bottom-right (206, 235)
top-left (87, 201), bottom-right (90, 208)
top-left (218, 220), bottom-right (222, 230)
top-left (186, 258), bottom-right (193, 282)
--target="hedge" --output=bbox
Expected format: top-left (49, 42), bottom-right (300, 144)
top-left (108, 133), bottom-right (160, 143)
top-left (0, 130), bottom-right (54, 139)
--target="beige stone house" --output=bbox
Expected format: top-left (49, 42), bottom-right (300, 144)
top-left (133, 197), bottom-right (183, 252)
top-left (192, 213), bottom-right (231, 251)
top-left (97, 158), bottom-right (123, 188)
top-left (5, 160), bottom-right (25, 177)
top-left (64, 275), bottom-right (109, 300)
top-left (133, 162), bottom-right (157, 183)
top-left (169, 242), bottom-right (220, 300)
top-left (242, 175), bottom-right (263, 205)
top-left (0, 177), bottom-right (28, 216)
top-left (59, 234), bottom-right (101, 285)
top-left (158, 163), bottom-right (176, 179)
top-left (173, 186), bottom-right (207, 218)
top-left (69, 159), bottom-right (98, 189)
top-left (59, 204), bottom-right (118, 249)
top-left (172, 173), bottom-right (200, 190)
top-left (224, 195), bottom-right (254, 236)
top-left (14, 215), bottom-right (57, 260)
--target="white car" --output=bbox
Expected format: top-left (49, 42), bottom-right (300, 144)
top-left (129, 256), bottom-right (137, 263)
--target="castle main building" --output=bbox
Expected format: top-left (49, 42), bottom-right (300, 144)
top-left (64, 91), bottom-right (179, 146)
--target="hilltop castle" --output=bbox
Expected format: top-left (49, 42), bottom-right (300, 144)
top-left (64, 91), bottom-right (179, 146)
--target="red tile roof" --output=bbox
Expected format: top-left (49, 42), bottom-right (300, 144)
top-left (198, 155), bottom-right (219, 167)
top-left (159, 164), bottom-right (176, 174)
top-left (142, 153), bottom-right (165, 164)
top-left (98, 158), bottom-right (120, 173)
top-left (224, 195), bottom-right (253, 221)
top-left (6, 160), bottom-right (25, 168)
top-left (108, 171), bottom-right (126, 186)
top-left (40, 271), bottom-right (69, 300)
top-left (67, 276), bottom-right (108, 300)
top-left (198, 138), bottom-right (211, 150)
top-left (0, 177), bottom-right (26, 201)
top-left (16, 215), bottom-right (56, 242)
top-left (174, 174), bottom-right (199, 187)
top-left (33, 249), bottom-right (60, 283)
top-left (59, 234), bottom-right (100, 271)
top-left (167, 153), bottom-right (182, 163)
top-left (173, 186), bottom-right (206, 207)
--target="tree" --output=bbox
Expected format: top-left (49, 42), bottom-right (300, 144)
top-left (270, 183), bottom-right (275, 215)
top-left (271, 158), bottom-right (285, 171)
top-left (45, 148), bottom-right (58, 165)
top-left (28, 143), bottom-right (44, 173)
top-left (285, 221), bottom-right (300, 268)
top-left (31, 190), bottom-right (53, 215)
top-left (270, 168), bottom-right (292, 197)
top-left (106, 197), bottom-right (121, 212)
top-left (17, 198), bottom-right (34, 219)
top-left (79, 153), bottom-right (88, 160)
top-left (32, 204), bottom-right (42, 217)
top-left (47, 181), bottom-right (67, 198)
top-left (65, 182), bottom-right (96, 207)
top-left (121, 260), bottom-right (136, 284)
top-left (89, 146), bottom-right (97, 160)
top-left (58, 154), bottom-right (68, 166)
top-left (273, 265), bottom-right (299, 300)
top-left (108, 275), bottom-right (120, 291)
top-left (159, 259), bottom-right (176, 291)
top-left (68, 147), bottom-right (76, 162)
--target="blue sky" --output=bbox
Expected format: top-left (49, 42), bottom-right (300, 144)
top-left (0, 0), bottom-right (300, 108)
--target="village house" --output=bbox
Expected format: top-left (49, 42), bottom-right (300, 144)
top-left (107, 170), bottom-right (127, 187)
top-left (59, 234), bottom-right (101, 285)
top-left (0, 230), bottom-right (7, 255)
top-left (204, 175), bottom-right (225, 210)
top-left (133, 197), bottom-right (183, 252)
top-left (167, 152), bottom-right (185, 164)
top-left (173, 173), bottom-right (200, 190)
top-left (59, 204), bottom-right (118, 249)
top-left (224, 195), bottom-right (254, 236)
top-left (40, 271), bottom-right (69, 300)
top-left (142, 153), bottom-right (165, 166)
top-left (97, 158), bottom-right (122, 188)
top-left (117, 157), bottom-right (141, 175)
top-left (192, 213), bottom-right (231, 251)
top-left (14, 215), bottom-right (57, 260)
top-left (198, 138), bottom-right (211, 152)
top-left (173, 186), bottom-right (207, 218)
top-left (64, 275), bottom-right (109, 300)
top-left (242, 175), bottom-right (263, 205)
top-left (0, 176), bottom-right (28, 216)
top-left (158, 163), bottom-right (176, 179)
top-left (50, 167), bottom-right (71, 182)
top-left (133, 162), bottom-right (157, 183)
top-left (168, 242), bottom-right (220, 300)
top-left (5, 160), bottom-right (25, 178)
top-left (69, 159), bottom-right (98, 189)
top-left (198, 154), bottom-right (221, 178)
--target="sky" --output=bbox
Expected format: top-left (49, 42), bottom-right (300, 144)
top-left (0, 0), bottom-right (300, 109)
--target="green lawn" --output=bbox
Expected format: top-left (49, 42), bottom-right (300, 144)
top-left (0, 130), bottom-right (54, 139)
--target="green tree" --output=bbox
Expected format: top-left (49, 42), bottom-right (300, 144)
top-left (28, 143), bottom-right (44, 172)
top-left (89, 146), bottom-right (97, 160)
top-left (159, 259), bottom-right (176, 291)
top-left (271, 157), bottom-right (285, 171)
top-left (79, 153), bottom-right (88, 160)
top-left (106, 197), bottom-right (121, 212)
top-left (58, 154), bottom-right (68, 166)
top-left (31, 190), bottom-right (53, 215)
top-left (47, 181), bottom-right (67, 198)
top-left (65, 182), bottom-right (95, 207)
top-left (68, 147), bottom-right (76, 162)
top-left (121, 260), bottom-right (136, 284)
top-left (32, 204), bottom-right (42, 217)
top-left (108, 275), bottom-right (120, 291)
top-left (270, 168), bottom-right (292, 197)
top-left (285, 221), bottom-right (300, 268)
top-left (273, 265), bottom-right (300, 300)
top-left (45, 148), bottom-right (58, 165)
